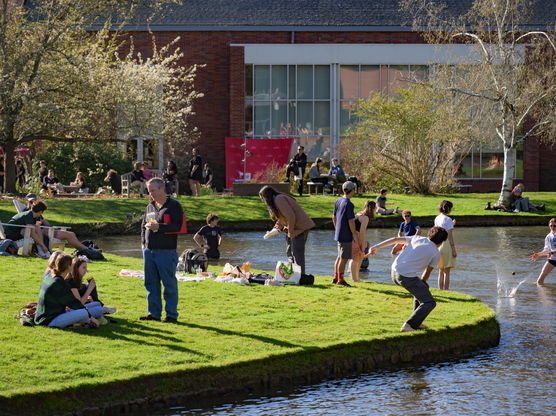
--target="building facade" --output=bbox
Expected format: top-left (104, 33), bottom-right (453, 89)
top-left (128, 0), bottom-right (556, 191)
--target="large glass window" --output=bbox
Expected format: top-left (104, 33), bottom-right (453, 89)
top-left (245, 64), bottom-right (331, 160)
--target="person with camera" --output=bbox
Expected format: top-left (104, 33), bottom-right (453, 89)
top-left (284, 145), bottom-right (307, 196)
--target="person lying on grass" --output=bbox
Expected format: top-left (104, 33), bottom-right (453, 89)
top-left (34, 253), bottom-right (104, 329)
top-left (367, 226), bottom-right (448, 332)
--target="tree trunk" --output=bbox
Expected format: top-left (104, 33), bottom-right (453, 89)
top-left (497, 145), bottom-right (516, 207)
top-left (0, 118), bottom-right (18, 194)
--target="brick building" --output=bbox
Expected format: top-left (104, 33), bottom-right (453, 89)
top-left (127, 0), bottom-right (556, 191)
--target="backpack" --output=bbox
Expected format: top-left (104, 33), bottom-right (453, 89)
top-left (0, 239), bottom-right (18, 256)
top-left (177, 249), bottom-right (208, 273)
top-left (72, 240), bottom-right (105, 261)
top-left (15, 302), bottom-right (37, 326)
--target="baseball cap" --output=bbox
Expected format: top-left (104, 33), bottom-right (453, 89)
top-left (25, 193), bottom-right (38, 201)
top-left (342, 181), bottom-right (356, 192)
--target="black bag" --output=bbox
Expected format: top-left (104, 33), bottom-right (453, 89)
top-left (177, 249), bottom-right (208, 273)
top-left (0, 239), bottom-right (18, 255)
top-left (73, 240), bottom-right (105, 261)
top-left (299, 274), bottom-right (315, 286)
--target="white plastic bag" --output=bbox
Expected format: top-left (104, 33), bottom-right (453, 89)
top-left (273, 261), bottom-right (301, 285)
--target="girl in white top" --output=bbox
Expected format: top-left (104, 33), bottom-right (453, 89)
top-left (530, 217), bottom-right (556, 285)
top-left (434, 200), bottom-right (457, 290)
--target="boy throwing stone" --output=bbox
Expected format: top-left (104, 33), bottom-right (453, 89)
top-left (368, 226), bottom-right (448, 332)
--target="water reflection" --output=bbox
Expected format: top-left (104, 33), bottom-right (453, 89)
top-left (96, 227), bottom-right (556, 416)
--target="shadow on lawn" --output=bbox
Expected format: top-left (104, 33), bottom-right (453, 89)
top-left (76, 319), bottom-right (207, 356)
top-left (182, 322), bottom-right (310, 350)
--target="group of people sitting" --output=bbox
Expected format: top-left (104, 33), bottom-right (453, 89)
top-left (285, 146), bottom-right (359, 196)
top-left (38, 160), bottom-right (89, 195)
top-left (4, 194), bottom-right (90, 258)
top-left (488, 183), bottom-right (546, 212)
top-left (35, 251), bottom-right (116, 328)
top-left (129, 152), bottom-right (215, 198)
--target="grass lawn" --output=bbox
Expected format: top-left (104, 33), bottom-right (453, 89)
top-left (0, 253), bottom-right (497, 415)
top-left (1, 192), bottom-right (555, 226)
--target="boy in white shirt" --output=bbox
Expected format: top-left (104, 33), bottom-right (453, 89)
top-left (368, 226), bottom-right (448, 332)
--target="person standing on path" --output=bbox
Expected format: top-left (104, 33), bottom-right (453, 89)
top-left (140, 178), bottom-right (184, 323)
top-left (367, 226), bottom-right (448, 332)
top-left (332, 181), bottom-right (359, 287)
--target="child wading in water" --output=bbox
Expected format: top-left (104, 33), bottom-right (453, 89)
top-left (194, 213), bottom-right (223, 259)
top-left (530, 218), bottom-right (556, 285)
top-left (434, 200), bottom-right (457, 290)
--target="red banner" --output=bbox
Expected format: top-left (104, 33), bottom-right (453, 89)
top-left (225, 137), bottom-right (293, 188)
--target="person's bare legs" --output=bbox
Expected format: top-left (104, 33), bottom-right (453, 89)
top-left (537, 262), bottom-right (554, 285)
top-left (350, 259), bottom-right (362, 282)
top-left (438, 267), bottom-right (451, 290)
top-left (189, 179), bottom-right (200, 196)
top-left (30, 228), bottom-right (49, 252)
top-left (55, 230), bottom-right (87, 250)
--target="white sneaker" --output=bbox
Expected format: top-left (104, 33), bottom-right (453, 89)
top-left (37, 246), bottom-right (51, 259)
top-left (103, 306), bottom-right (117, 315)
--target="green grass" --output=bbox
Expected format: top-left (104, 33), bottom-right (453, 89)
top-left (1, 192), bottom-right (555, 226)
top-left (0, 253), bottom-right (497, 415)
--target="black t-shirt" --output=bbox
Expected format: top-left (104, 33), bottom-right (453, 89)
top-left (44, 176), bottom-right (60, 186)
top-left (197, 225), bottom-right (222, 257)
top-left (109, 174), bottom-right (122, 194)
top-left (203, 169), bottom-right (213, 185)
top-left (131, 170), bottom-right (145, 182)
top-left (189, 156), bottom-right (203, 180)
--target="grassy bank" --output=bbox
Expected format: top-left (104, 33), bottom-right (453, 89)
top-left (1, 192), bottom-right (555, 226)
top-left (0, 253), bottom-right (499, 416)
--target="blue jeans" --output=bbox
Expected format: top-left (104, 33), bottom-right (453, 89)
top-left (143, 249), bottom-right (179, 319)
top-left (48, 302), bottom-right (104, 328)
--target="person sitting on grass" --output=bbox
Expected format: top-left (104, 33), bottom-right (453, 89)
top-left (42, 169), bottom-right (64, 194)
top-left (34, 253), bottom-right (104, 328)
top-left (367, 226), bottom-right (448, 332)
top-left (23, 195), bottom-right (90, 252)
top-left (5, 201), bottom-right (51, 258)
top-left (67, 256), bottom-right (117, 314)
top-left (375, 189), bottom-right (399, 215)
top-left (70, 171), bottom-right (88, 193)
top-left (194, 213), bottom-right (223, 259)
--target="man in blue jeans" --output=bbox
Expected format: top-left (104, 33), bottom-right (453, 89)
top-left (368, 226), bottom-right (448, 332)
top-left (141, 178), bottom-right (184, 323)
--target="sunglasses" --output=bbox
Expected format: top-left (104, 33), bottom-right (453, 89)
top-left (550, 224), bottom-right (556, 228)
top-left (403, 214), bottom-right (411, 217)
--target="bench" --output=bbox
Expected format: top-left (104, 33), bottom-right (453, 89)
top-left (307, 181), bottom-right (324, 195)
top-left (450, 184), bottom-right (472, 193)
top-left (121, 169), bottom-right (172, 197)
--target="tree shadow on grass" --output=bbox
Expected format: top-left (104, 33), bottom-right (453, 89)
top-left (73, 319), bottom-right (207, 356)
top-left (182, 322), bottom-right (312, 350)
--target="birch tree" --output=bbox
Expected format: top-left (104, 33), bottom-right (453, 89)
top-left (0, 0), bottom-right (201, 193)
top-left (402, 0), bottom-right (556, 206)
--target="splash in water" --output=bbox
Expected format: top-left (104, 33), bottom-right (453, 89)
top-left (496, 270), bottom-right (527, 298)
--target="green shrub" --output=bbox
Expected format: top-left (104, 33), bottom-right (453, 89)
top-left (34, 142), bottom-right (132, 191)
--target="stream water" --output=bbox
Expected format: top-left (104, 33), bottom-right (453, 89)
top-left (97, 226), bottom-right (556, 416)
